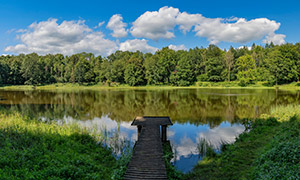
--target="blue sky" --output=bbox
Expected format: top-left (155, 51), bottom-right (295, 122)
top-left (1, 0), bottom-right (300, 56)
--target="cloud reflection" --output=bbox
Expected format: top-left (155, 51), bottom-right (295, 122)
top-left (171, 124), bottom-right (245, 162)
top-left (197, 125), bottom-right (245, 149)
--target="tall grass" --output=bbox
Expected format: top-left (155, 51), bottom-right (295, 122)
top-left (197, 138), bottom-right (216, 158)
top-left (0, 112), bottom-right (131, 179)
top-left (261, 104), bottom-right (300, 122)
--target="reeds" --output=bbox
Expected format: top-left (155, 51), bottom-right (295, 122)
top-left (261, 104), bottom-right (300, 122)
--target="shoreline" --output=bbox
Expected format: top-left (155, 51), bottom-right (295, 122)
top-left (0, 82), bottom-right (299, 91)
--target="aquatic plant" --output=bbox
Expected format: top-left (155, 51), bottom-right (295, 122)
top-left (261, 104), bottom-right (300, 122)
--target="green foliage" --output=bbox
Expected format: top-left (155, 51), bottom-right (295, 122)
top-left (197, 138), bottom-right (216, 158)
top-left (0, 59), bottom-right (10, 85)
top-left (204, 45), bottom-right (225, 82)
top-left (145, 47), bottom-right (177, 85)
top-left (266, 44), bottom-right (299, 85)
top-left (1, 43), bottom-right (300, 87)
top-left (124, 57), bottom-right (146, 86)
top-left (236, 54), bottom-right (256, 86)
top-left (170, 52), bottom-right (196, 86)
top-left (163, 142), bottom-right (183, 180)
top-left (261, 104), bottom-right (300, 122)
top-left (251, 116), bottom-right (300, 179)
top-left (0, 112), bottom-right (127, 179)
top-left (186, 117), bottom-right (300, 180)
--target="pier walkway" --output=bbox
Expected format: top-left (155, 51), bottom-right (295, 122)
top-left (123, 116), bottom-right (173, 180)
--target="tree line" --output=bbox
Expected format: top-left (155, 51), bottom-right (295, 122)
top-left (1, 43), bottom-right (300, 86)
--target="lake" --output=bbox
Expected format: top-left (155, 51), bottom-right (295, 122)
top-left (0, 88), bottom-right (299, 172)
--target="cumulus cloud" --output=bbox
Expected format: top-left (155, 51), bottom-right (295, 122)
top-left (263, 32), bottom-right (286, 45)
top-left (119, 39), bottom-right (158, 53)
top-left (194, 18), bottom-right (282, 44)
top-left (5, 18), bottom-right (117, 56)
top-left (131, 6), bottom-right (179, 40)
top-left (106, 14), bottom-right (128, 38)
top-left (131, 6), bottom-right (285, 44)
top-left (176, 12), bottom-right (203, 33)
top-left (168, 44), bottom-right (187, 51)
top-left (4, 7), bottom-right (286, 55)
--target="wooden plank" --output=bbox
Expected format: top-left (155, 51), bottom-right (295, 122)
top-left (124, 117), bottom-right (172, 180)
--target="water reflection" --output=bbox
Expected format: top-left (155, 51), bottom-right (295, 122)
top-left (167, 122), bottom-right (244, 172)
top-left (0, 89), bottom-right (299, 172)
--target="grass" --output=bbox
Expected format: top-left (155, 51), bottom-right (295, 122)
top-left (185, 116), bottom-right (300, 180)
top-left (0, 112), bottom-right (130, 180)
top-left (0, 81), bottom-right (300, 91)
top-left (163, 141), bottom-right (184, 180)
top-left (261, 104), bottom-right (300, 122)
top-left (251, 116), bottom-right (300, 179)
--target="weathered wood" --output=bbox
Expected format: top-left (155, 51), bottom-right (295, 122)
top-left (161, 125), bottom-right (167, 142)
top-left (124, 116), bottom-right (173, 180)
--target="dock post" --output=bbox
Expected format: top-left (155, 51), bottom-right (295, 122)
top-left (161, 125), bottom-right (167, 142)
top-left (137, 125), bottom-right (142, 140)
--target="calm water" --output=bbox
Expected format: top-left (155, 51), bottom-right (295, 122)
top-left (0, 88), bottom-right (299, 172)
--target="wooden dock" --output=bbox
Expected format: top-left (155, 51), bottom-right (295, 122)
top-left (124, 116), bottom-right (173, 180)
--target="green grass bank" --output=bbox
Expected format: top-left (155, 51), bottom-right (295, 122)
top-left (185, 115), bottom-right (300, 180)
top-left (0, 112), bottom-right (129, 180)
top-left (1, 81), bottom-right (300, 91)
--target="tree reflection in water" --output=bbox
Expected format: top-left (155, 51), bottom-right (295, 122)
top-left (0, 89), bottom-right (299, 172)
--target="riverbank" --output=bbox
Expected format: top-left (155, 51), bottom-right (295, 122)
top-left (185, 115), bottom-right (300, 180)
top-left (0, 112), bottom-right (129, 180)
top-left (1, 81), bottom-right (300, 91)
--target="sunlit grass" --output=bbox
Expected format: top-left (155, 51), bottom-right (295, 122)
top-left (0, 112), bottom-right (131, 179)
top-left (1, 82), bottom-right (300, 91)
top-left (185, 117), bottom-right (300, 180)
top-left (261, 104), bottom-right (300, 122)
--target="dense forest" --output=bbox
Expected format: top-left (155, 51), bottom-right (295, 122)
top-left (1, 43), bottom-right (300, 86)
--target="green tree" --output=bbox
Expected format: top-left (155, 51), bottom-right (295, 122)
top-left (236, 54), bottom-right (256, 86)
top-left (204, 45), bottom-right (225, 82)
top-left (266, 44), bottom-right (298, 85)
top-left (0, 59), bottom-right (10, 85)
top-left (145, 47), bottom-right (176, 85)
top-left (224, 49), bottom-right (234, 82)
top-left (21, 53), bottom-right (43, 85)
top-left (124, 57), bottom-right (146, 86)
top-left (170, 51), bottom-right (196, 86)
top-left (74, 58), bottom-right (93, 84)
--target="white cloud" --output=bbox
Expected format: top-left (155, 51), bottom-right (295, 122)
top-left (131, 6), bottom-right (285, 44)
top-left (94, 21), bottom-right (105, 28)
top-left (4, 7), bottom-right (286, 55)
top-left (168, 44), bottom-right (187, 51)
top-left (131, 6), bottom-right (179, 40)
top-left (106, 14), bottom-right (128, 38)
top-left (119, 39), bottom-right (158, 53)
top-left (237, 46), bottom-right (252, 50)
top-left (176, 12), bottom-right (203, 33)
top-left (194, 18), bottom-right (282, 44)
top-left (263, 32), bottom-right (286, 45)
top-left (5, 18), bottom-right (117, 56)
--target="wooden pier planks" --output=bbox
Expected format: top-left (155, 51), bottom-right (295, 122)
top-left (124, 117), bottom-right (172, 180)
